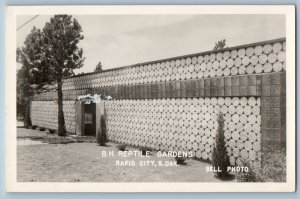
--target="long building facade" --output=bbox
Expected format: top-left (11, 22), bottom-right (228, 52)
top-left (31, 38), bottom-right (286, 167)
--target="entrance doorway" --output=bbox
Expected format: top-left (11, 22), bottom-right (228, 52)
top-left (83, 103), bottom-right (96, 136)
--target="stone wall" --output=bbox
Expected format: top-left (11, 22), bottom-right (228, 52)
top-left (31, 101), bottom-right (76, 133)
top-left (31, 38), bottom-right (287, 167)
top-left (105, 97), bottom-right (261, 167)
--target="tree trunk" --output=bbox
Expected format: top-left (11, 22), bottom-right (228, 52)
top-left (57, 80), bottom-right (66, 136)
top-left (24, 101), bottom-right (32, 128)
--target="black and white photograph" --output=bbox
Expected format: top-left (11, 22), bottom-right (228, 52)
top-left (6, 5), bottom-right (295, 192)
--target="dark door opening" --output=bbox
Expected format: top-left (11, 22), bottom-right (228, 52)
top-left (84, 103), bottom-right (96, 136)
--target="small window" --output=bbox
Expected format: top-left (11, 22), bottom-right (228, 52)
top-left (85, 113), bottom-right (93, 124)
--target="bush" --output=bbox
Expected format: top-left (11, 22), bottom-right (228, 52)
top-left (97, 116), bottom-right (107, 146)
top-left (96, 128), bottom-right (106, 146)
top-left (39, 127), bottom-right (45, 131)
top-left (212, 113), bottom-right (231, 178)
top-left (175, 156), bottom-right (187, 165)
top-left (236, 148), bottom-right (286, 182)
top-left (31, 125), bottom-right (37, 129)
top-left (117, 144), bottom-right (127, 151)
top-left (49, 129), bottom-right (56, 134)
top-left (259, 147), bottom-right (286, 182)
top-left (235, 161), bottom-right (261, 182)
top-left (140, 146), bottom-right (151, 155)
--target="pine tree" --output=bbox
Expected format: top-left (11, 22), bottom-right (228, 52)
top-left (94, 62), bottom-right (103, 72)
top-left (18, 16), bottom-right (84, 136)
top-left (212, 113), bottom-right (230, 178)
top-left (213, 39), bottom-right (227, 50)
top-left (43, 15), bottom-right (84, 136)
top-left (18, 15), bottom-right (84, 136)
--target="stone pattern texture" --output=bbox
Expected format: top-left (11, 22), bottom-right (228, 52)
top-left (105, 97), bottom-right (261, 167)
top-left (60, 38), bottom-right (285, 91)
top-left (31, 101), bottom-right (76, 134)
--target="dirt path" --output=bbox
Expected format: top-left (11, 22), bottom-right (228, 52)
top-left (17, 128), bottom-right (231, 182)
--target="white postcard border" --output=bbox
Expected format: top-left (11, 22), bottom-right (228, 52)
top-left (6, 5), bottom-right (295, 192)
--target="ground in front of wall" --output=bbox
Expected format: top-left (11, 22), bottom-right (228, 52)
top-left (17, 127), bottom-right (233, 182)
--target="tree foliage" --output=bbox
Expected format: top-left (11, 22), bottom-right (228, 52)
top-left (42, 15), bottom-right (84, 79)
top-left (16, 66), bottom-right (32, 126)
top-left (94, 62), bottom-right (103, 73)
top-left (17, 15), bottom-right (85, 135)
top-left (16, 27), bottom-right (44, 126)
top-left (212, 113), bottom-right (231, 178)
top-left (213, 39), bottom-right (227, 50)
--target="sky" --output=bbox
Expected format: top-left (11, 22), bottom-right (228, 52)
top-left (17, 14), bottom-right (286, 74)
